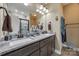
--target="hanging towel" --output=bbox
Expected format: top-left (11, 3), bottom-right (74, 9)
top-left (0, 7), bottom-right (12, 32)
top-left (48, 22), bottom-right (51, 31)
top-left (61, 16), bottom-right (66, 43)
top-left (2, 14), bottom-right (12, 32)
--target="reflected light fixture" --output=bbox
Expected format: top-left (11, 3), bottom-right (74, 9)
top-left (36, 9), bottom-right (39, 12)
top-left (34, 14), bottom-right (36, 16)
top-left (36, 4), bottom-right (49, 15)
top-left (39, 11), bottom-right (42, 14)
top-left (43, 7), bottom-right (46, 11)
top-left (39, 5), bottom-right (43, 10)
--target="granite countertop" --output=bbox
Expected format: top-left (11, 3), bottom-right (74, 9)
top-left (0, 33), bottom-right (55, 55)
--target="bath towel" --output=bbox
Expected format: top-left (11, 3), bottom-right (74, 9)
top-left (0, 7), bottom-right (12, 32)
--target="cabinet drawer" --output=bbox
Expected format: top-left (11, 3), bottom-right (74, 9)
top-left (3, 42), bottom-right (39, 56)
top-left (40, 39), bottom-right (48, 47)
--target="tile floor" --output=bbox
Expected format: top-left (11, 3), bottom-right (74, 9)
top-left (52, 47), bottom-right (79, 56)
top-left (61, 47), bottom-right (79, 56)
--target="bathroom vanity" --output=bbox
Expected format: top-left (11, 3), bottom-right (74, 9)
top-left (0, 34), bottom-right (55, 56)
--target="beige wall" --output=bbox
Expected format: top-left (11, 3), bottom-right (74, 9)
top-left (63, 4), bottom-right (79, 47)
top-left (38, 4), bottom-right (63, 54)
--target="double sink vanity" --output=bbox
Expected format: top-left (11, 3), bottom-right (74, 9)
top-left (0, 4), bottom-right (55, 56)
top-left (0, 33), bottom-right (55, 56)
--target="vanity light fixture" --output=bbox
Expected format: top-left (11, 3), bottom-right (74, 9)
top-left (34, 14), bottom-right (37, 16)
top-left (36, 9), bottom-right (39, 12)
top-left (39, 5), bottom-right (43, 10)
top-left (36, 9), bottom-right (44, 15)
top-left (39, 11), bottom-right (42, 14)
top-left (43, 7), bottom-right (47, 11)
top-left (36, 5), bottom-right (49, 15)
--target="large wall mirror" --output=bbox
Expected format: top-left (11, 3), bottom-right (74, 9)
top-left (0, 3), bottom-right (30, 39)
top-left (6, 3), bottom-right (29, 35)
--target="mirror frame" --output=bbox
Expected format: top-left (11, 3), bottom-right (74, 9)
top-left (19, 18), bottom-right (29, 35)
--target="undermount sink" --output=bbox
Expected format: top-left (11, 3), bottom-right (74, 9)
top-left (0, 34), bottom-right (49, 47)
top-left (9, 38), bottom-right (32, 46)
top-left (0, 41), bottom-right (9, 47)
top-left (0, 38), bottom-right (32, 47)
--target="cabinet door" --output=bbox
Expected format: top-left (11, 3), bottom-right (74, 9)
top-left (40, 39), bottom-right (48, 48)
top-left (40, 45), bottom-right (47, 56)
top-left (51, 36), bottom-right (55, 53)
top-left (47, 38), bottom-right (52, 56)
top-left (30, 50), bottom-right (39, 56)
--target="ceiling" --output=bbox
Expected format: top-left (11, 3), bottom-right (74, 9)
top-left (62, 3), bottom-right (70, 6)
top-left (7, 3), bottom-right (52, 17)
top-left (7, 3), bottom-right (69, 18)
top-left (7, 3), bottom-right (36, 16)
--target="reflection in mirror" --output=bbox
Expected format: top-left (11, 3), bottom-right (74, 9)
top-left (6, 3), bottom-right (28, 39)
top-left (19, 18), bottom-right (29, 37)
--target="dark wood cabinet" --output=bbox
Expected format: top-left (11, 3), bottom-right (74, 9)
top-left (47, 37), bottom-right (52, 56)
top-left (40, 45), bottom-right (47, 56)
top-left (40, 38), bottom-right (48, 48)
top-left (2, 35), bottom-right (55, 56)
top-left (39, 38), bottom-right (48, 56)
top-left (30, 50), bottom-right (39, 56)
top-left (51, 35), bottom-right (55, 53)
top-left (3, 42), bottom-right (39, 56)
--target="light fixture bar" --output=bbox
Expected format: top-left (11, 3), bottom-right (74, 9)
top-left (36, 5), bottom-right (49, 15)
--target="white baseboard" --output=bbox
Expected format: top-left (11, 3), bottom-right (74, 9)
top-left (55, 49), bottom-right (61, 55)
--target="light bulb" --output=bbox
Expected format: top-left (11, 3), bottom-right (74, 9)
top-left (34, 14), bottom-right (36, 16)
top-left (24, 3), bottom-right (29, 6)
top-left (36, 9), bottom-right (39, 12)
top-left (43, 7), bottom-right (46, 11)
top-left (39, 5), bottom-right (43, 10)
top-left (39, 11), bottom-right (42, 14)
